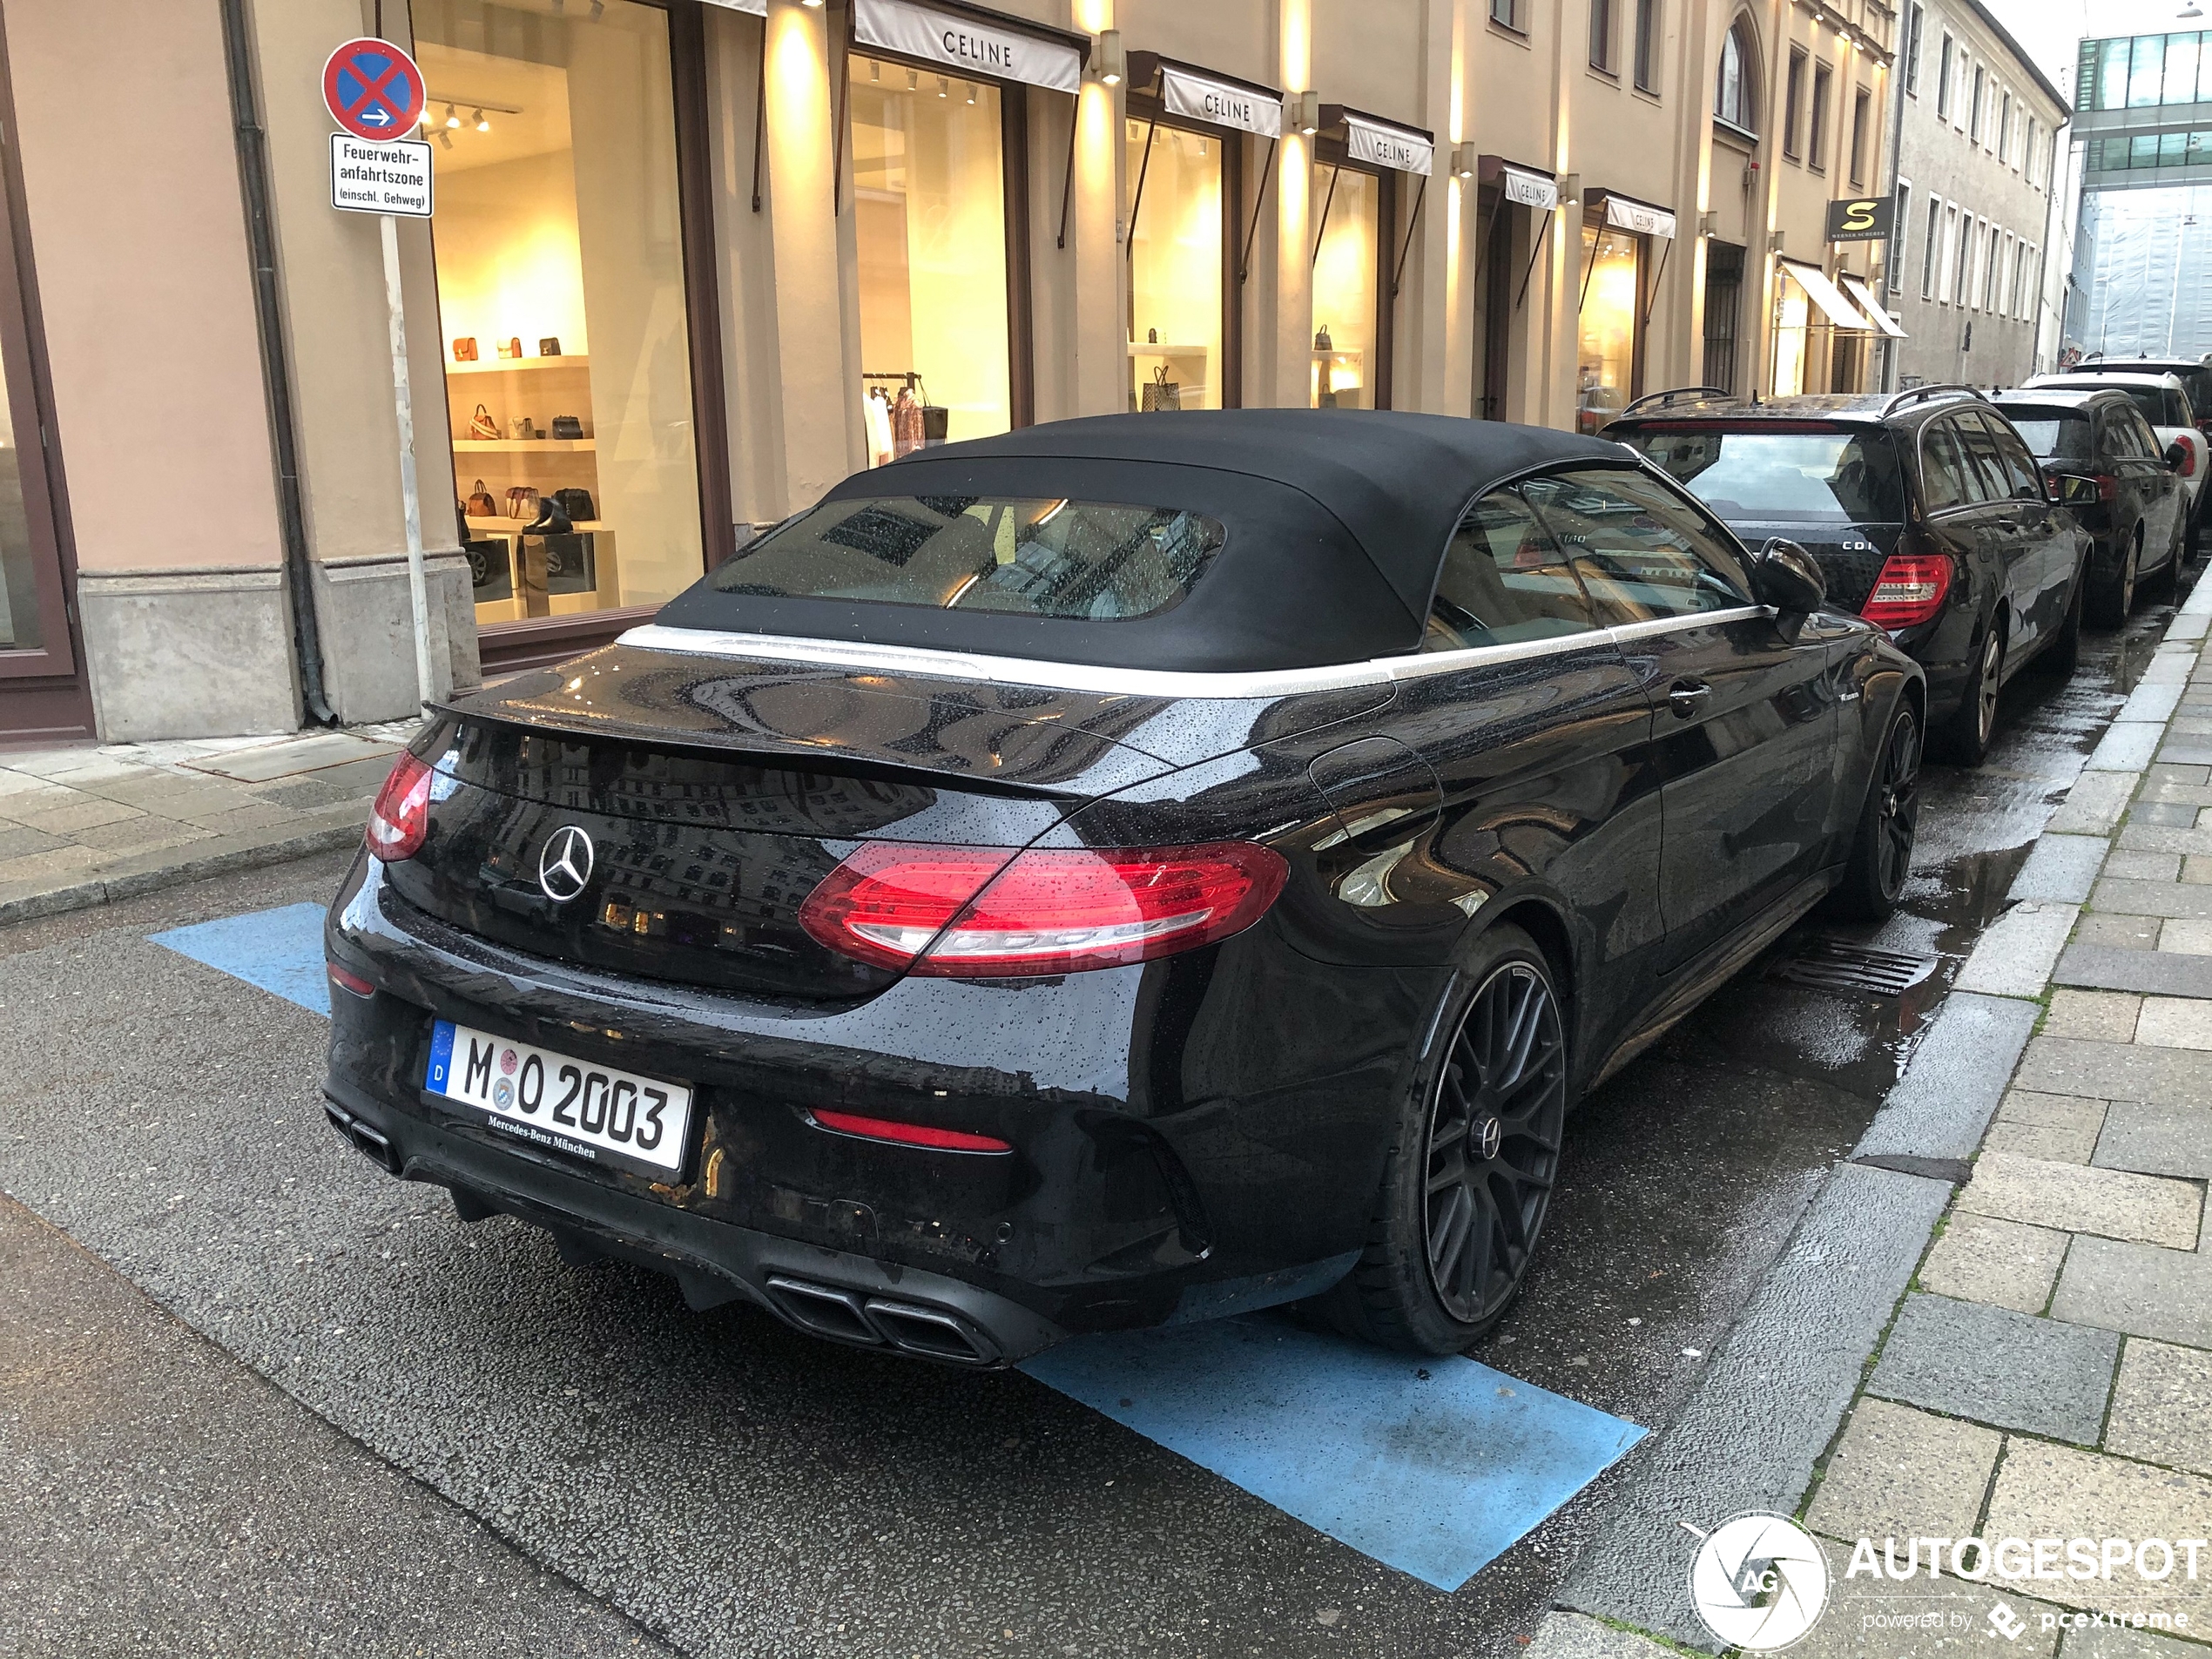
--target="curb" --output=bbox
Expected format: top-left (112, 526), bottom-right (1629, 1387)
top-left (0, 819), bottom-right (364, 928)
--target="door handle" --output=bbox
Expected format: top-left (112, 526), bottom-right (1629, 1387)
top-left (1668, 679), bottom-right (1712, 718)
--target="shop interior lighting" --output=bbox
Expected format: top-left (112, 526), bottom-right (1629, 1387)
top-left (907, 68), bottom-right (919, 91)
top-left (444, 103), bottom-right (461, 129)
top-left (967, 82), bottom-right (977, 105)
top-left (438, 129), bottom-right (454, 151)
top-left (472, 108), bottom-right (489, 132)
top-left (870, 60), bottom-right (880, 81)
top-left (590, 0), bottom-right (604, 15)
top-left (938, 76), bottom-right (950, 98)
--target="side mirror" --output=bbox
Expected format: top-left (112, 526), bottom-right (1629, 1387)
top-left (2167, 441), bottom-right (2190, 471)
top-left (1756, 538), bottom-right (1826, 617)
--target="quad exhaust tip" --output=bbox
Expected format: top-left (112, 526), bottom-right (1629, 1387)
top-left (764, 1273), bottom-right (1001, 1366)
top-left (324, 1100), bottom-right (401, 1175)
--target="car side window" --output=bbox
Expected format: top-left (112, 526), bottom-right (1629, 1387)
top-left (1954, 414), bottom-right (2015, 502)
top-left (1979, 415), bottom-right (2047, 502)
top-left (1421, 489), bottom-right (1597, 651)
top-left (1919, 417), bottom-right (1982, 512)
top-left (1521, 469), bottom-right (1755, 624)
top-left (2114, 409), bottom-right (2156, 461)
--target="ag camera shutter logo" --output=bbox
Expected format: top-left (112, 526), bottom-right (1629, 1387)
top-left (1688, 1513), bottom-right (1832, 1650)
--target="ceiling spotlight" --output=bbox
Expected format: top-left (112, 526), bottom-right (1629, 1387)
top-left (966, 82), bottom-right (977, 105)
top-left (472, 108), bottom-right (489, 132)
top-left (907, 67), bottom-right (918, 91)
top-left (938, 76), bottom-right (949, 98)
top-left (590, 0), bottom-right (604, 17)
top-left (869, 60), bottom-right (880, 82)
top-left (438, 129), bottom-right (454, 150)
top-left (444, 103), bottom-right (461, 129)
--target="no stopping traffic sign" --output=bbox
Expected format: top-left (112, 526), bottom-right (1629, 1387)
top-left (322, 38), bottom-right (427, 141)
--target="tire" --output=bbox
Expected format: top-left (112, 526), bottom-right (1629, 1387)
top-left (1933, 623), bottom-right (2002, 766)
top-left (2089, 531), bottom-right (2141, 629)
top-left (2031, 563), bottom-right (2084, 679)
top-left (1826, 701), bottom-right (1923, 922)
top-left (2144, 517), bottom-right (2184, 603)
top-left (1322, 927), bottom-right (1570, 1353)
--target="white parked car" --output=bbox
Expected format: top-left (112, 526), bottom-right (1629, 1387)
top-left (2026, 370), bottom-right (2206, 549)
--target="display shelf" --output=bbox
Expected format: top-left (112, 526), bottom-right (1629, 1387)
top-left (448, 354), bottom-right (590, 375)
top-left (465, 516), bottom-right (608, 533)
top-left (452, 438), bottom-right (596, 452)
top-left (1129, 341), bottom-right (1213, 355)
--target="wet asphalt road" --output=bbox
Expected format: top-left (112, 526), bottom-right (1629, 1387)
top-left (0, 587), bottom-right (2185, 1659)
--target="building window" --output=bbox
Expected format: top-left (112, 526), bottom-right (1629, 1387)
top-left (1577, 214), bottom-right (1644, 431)
top-left (1999, 91), bottom-right (2012, 161)
top-left (1905, 4), bottom-right (1925, 95)
top-left (421, 0), bottom-right (711, 633)
top-left (1491, 0), bottom-right (1523, 32)
top-left (1940, 203), bottom-right (1959, 301)
top-left (1809, 63), bottom-right (1832, 170)
top-left (1850, 88), bottom-right (1871, 185)
top-left (1937, 36), bottom-right (1954, 118)
top-left (1634, 0), bottom-right (1661, 92)
top-left (1771, 269), bottom-right (1811, 396)
top-left (1922, 196), bottom-right (1941, 297)
top-left (1970, 65), bottom-right (1985, 138)
top-left (1590, 0), bottom-right (1615, 72)
top-left (1784, 49), bottom-right (1807, 159)
top-left (1715, 20), bottom-right (1757, 134)
top-left (2026, 118), bottom-right (2040, 184)
top-left (1703, 239), bottom-right (1743, 392)
top-left (1892, 181), bottom-right (1912, 291)
top-left (1956, 217), bottom-right (1974, 307)
top-left (1127, 117), bottom-right (1232, 414)
top-left (1311, 157), bottom-right (1390, 409)
top-left (2020, 245), bottom-right (2037, 320)
top-left (1986, 227), bottom-right (2002, 311)
top-left (852, 57), bottom-right (1016, 464)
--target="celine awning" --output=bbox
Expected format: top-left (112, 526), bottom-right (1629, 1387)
top-left (1478, 155), bottom-right (1560, 211)
top-left (1130, 52), bottom-right (1284, 138)
top-left (852, 0), bottom-right (1086, 94)
top-left (1588, 189), bottom-right (1677, 239)
top-left (1838, 273), bottom-right (1909, 339)
top-left (1780, 259), bottom-right (1876, 332)
top-left (1319, 105), bottom-right (1434, 176)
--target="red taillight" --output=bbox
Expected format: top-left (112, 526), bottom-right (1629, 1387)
top-left (2095, 473), bottom-right (2119, 502)
top-left (798, 840), bottom-right (1289, 977)
top-left (2179, 444), bottom-right (2199, 479)
top-left (365, 752), bottom-right (433, 861)
top-left (1861, 552), bottom-right (1954, 630)
top-left (327, 961), bottom-right (375, 998)
top-left (809, 1108), bottom-right (1011, 1153)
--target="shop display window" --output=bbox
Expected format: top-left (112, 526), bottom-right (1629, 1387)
top-left (419, 0), bottom-right (705, 630)
top-left (1310, 164), bottom-right (1381, 408)
top-left (0, 374), bottom-right (40, 651)
top-left (1576, 221), bottom-right (1641, 432)
top-left (1771, 273), bottom-right (1811, 396)
top-left (851, 56), bottom-right (1010, 465)
top-left (1126, 120), bottom-right (1224, 413)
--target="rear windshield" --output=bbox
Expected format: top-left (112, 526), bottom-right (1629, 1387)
top-left (709, 496), bottom-right (1227, 622)
top-left (2001, 409), bottom-right (2094, 462)
top-left (2110, 387), bottom-right (2182, 428)
top-left (1620, 426), bottom-right (1905, 523)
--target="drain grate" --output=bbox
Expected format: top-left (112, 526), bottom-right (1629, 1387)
top-left (1766, 937), bottom-right (1938, 997)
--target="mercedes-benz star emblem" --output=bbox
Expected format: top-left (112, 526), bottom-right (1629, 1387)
top-left (1475, 1116), bottom-right (1503, 1161)
top-left (537, 825), bottom-right (595, 902)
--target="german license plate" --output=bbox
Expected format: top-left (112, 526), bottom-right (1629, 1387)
top-left (424, 1021), bottom-right (691, 1177)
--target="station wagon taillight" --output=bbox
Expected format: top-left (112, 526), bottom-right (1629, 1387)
top-left (365, 752), bottom-right (433, 861)
top-left (1861, 552), bottom-right (1954, 630)
top-left (799, 841), bottom-right (1288, 977)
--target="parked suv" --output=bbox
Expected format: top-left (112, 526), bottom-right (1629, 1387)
top-left (1990, 386), bottom-right (2188, 625)
top-left (2024, 371), bottom-right (2206, 556)
top-left (2065, 352), bottom-right (2212, 442)
top-left (1606, 386), bottom-right (2086, 765)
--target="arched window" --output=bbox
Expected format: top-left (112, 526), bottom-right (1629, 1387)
top-left (1716, 20), bottom-right (1757, 133)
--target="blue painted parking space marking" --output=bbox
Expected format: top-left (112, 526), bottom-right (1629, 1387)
top-left (1022, 1316), bottom-right (1645, 1591)
top-left (158, 901), bottom-right (1646, 1592)
top-left (151, 901), bottom-right (331, 1016)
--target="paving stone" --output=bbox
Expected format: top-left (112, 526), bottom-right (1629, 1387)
top-left (2133, 995), bottom-right (2212, 1050)
top-left (180, 803), bottom-right (312, 835)
top-left (2119, 820), bottom-right (2212, 853)
top-left (2158, 919), bottom-right (2212, 954)
top-left (2052, 1235), bottom-right (2212, 1348)
top-left (2092, 878), bottom-right (2212, 919)
top-left (2050, 771), bottom-right (2141, 836)
top-left (0, 825), bottom-right (64, 861)
top-left (2148, 763), bottom-right (2211, 787)
top-left (1857, 995), bottom-right (2041, 1163)
top-left (1526, 1612), bottom-right (1679, 1659)
top-left (1956, 904), bottom-right (2080, 998)
top-left (2012, 837), bottom-right (2113, 905)
top-left (2055, 943), bottom-right (2212, 998)
top-left (2103, 1338), bottom-right (2212, 1478)
top-left (2094, 1098), bottom-right (2212, 1181)
top-left (0, 796), bottom-right (144, 834)
top-left (2120, 681), bottom-right (2187, 724)
top-left (1984, 1441), bottom-right (2212, 1628)
top-left (1866, 1293), bottom-right (2119, 1443)
top-left (1919, 1213), bottom-right (2070, 1314)
top-left (2182, 854), bottom-right (2212, 883)
top-left (2142, 783), bottom-right (2212, 808)
top-left (1805, 1398), bottom-right (2003, 1544)
top-left (2061, 1629), bottom-right (2209, 1659)
top-left (2128, 802), bottom-right (2208, 829)
top-left (2160, 742), bottom-right (2212, 765)
top-left (2017, 1034), bottom-right (2212, 1108)
top-left (2077, 914), bottom-right (2167, 951)
top-left (2090, 724), bottom-right (2166, 772)
top-left (2106, 850), bottom-right (2184, 881)
top-left (1794, 1574), bottom-right (2057, 1659)
top-left (2045, 992), bottom-right (2142, 1043)
top-left (1986, 1088), bottom-right (2107, 1163)
top-left (66, 817), bottom-right (212, 856)
top-left (0, 845), bottom-right (102, 886)
top-left (1958, 1150), bottom-right (2202, 1248)
top-left (183, 732), bottom-right (398, 783)
top-left (246, 775), bottom-right (378, 811)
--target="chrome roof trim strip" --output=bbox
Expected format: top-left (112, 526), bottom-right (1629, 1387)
top-left (617, 609), bottom-right (1776, 699)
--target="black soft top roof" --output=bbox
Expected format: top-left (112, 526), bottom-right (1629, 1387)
top-left (653, 410), bottom-right (1636, 673)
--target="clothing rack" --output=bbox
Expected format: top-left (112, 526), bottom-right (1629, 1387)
top-left (862, 370), bottom-right (921, 389)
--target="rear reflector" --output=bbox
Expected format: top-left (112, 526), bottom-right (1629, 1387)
top-left (809, 1108), bottom-right (1012, 1153)
top-left (798, 840), bottom-right (1288, 977)
top-left (1860, 552), bottom-right (1953, 630)
top-left (327, 961), bottom-right (375, 998)
top-left (365, 752), bottom-right (433, 862)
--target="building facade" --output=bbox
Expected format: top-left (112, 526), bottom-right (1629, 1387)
top-left (0, 0), bottom-right (1894, 745)
top-left (1881, 0), bottom-right (2066, 388)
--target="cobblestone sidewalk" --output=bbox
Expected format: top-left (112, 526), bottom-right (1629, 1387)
top-left (0, 724), bottom-right (414, 925)
top-left (1540, 587), bottom-right (2212, 1659)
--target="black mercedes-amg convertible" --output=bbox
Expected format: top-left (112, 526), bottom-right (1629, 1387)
top-left (322, 410), bottom-right (1923, 1365)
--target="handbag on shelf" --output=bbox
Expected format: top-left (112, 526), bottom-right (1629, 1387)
top-left (469, 403), bottom-right (500, 441)
top-left (1141, 365), bottom-right (1182, 413)
top-left (503, 485), bottom-right (542, 524)
top-left (550, 415), bottom-right (584, 441)
top-left (452, 337), bottom-right (478, 362)
top-left (539, 337), bottom-right (562, 357)
top-left (464, 478), bottom-right (498, 518)
top-left (550, 487), bottom-right (597, 523)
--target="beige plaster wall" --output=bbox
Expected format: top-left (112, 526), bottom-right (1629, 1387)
top-left (2, 0), bottom-right (282, 575)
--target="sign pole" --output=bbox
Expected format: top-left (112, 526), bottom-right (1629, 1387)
top-left (378, 209), bottom-right (435, 710)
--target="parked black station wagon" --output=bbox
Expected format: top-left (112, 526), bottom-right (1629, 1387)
top-left (1990, 386), bottom-right (2188, 625)
top-left (324, 412), bottom-right (1923, 1365)
top-left (1607, 387), bottom-right (2087, 766)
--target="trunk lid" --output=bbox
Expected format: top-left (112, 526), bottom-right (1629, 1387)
top-left (1719, 516), bottom-right (1905, 615)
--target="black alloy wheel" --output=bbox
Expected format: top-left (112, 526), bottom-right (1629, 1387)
top-left (1830, 703), bottom-right (1923, 921)
top-left (1420, 961), bottom-right (1568, 1327)
top-left (2092, 533), bottom-right (2141, 629)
